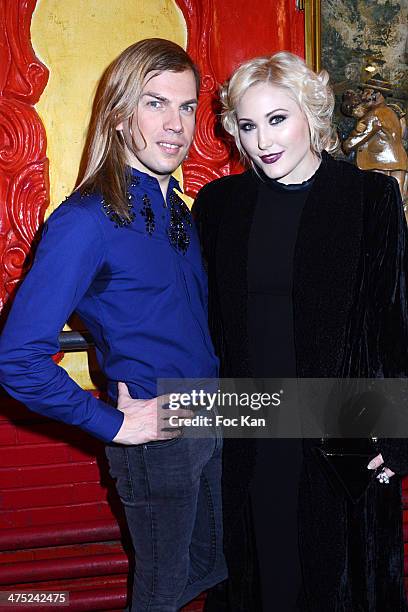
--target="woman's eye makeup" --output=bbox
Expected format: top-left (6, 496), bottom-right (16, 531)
top-left (239, 122), bottom-right (256, 132)
top-left (269, 114), bottom-right (287, 125)
top-left (238, 114), bottom-right (288, 132)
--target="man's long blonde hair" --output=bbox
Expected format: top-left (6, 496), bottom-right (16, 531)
top-left (76, 38), bottom-right (199, 220)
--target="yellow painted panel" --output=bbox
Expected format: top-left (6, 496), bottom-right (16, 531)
top-left (31, 0), bottom-right (188, 388)
top-left (32, 0), bottom-right (187, 211)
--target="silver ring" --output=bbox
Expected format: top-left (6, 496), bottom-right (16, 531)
top-left (378, 468), bottom-right (390, 485)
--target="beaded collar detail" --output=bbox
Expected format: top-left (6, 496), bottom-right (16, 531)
top-left (167, 191), bottom-right (192, 255)
top-left (99, 174), bottom-right (192, 254)
top-left (100, 176), bottom-right (139, 228)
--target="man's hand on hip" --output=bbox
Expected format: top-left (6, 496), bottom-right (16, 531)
top-left (112, 382), bottom-right (192, 445)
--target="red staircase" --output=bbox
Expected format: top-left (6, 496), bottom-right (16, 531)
top-left (0, 397), bottom-right (205, 611)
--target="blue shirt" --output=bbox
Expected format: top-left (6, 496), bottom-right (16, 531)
top-left (0, 169), bottom-right (218, 441)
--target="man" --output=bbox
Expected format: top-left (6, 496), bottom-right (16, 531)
top-left (0, 38), bottom-right (226, 611)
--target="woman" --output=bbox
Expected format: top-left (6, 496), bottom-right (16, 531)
top-left (194, 52), bottom-right (408, 611)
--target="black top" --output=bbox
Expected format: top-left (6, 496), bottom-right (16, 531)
top-left (247, 172), bottom-right (316, 611)
top-left (247, 172), bottom-right (314, 378)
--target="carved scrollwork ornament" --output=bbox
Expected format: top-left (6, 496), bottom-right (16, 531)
top-left (0, 0), bottom-right (49, 311)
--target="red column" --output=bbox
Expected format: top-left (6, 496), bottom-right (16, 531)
top-left (176, 0), bottom-right (305, 196)
top-left (0, 0), bottom-right (49, 316)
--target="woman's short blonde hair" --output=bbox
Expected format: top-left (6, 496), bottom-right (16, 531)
top-left (220, 51), bottom-right (338, 162)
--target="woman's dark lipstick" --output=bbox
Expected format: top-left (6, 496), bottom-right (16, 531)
top-left (260, 152), bottom-right (283, 164)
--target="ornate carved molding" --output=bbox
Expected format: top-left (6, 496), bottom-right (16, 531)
top-left (0, 0), bottom-right (49, 313)
top-left (176, 0), bottom-right (240, 197)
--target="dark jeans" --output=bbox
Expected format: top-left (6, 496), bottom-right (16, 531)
top-left (105, 432), bottom-right (227, 611)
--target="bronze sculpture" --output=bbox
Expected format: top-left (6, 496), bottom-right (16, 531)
top-left (341, 77), bottom-right (407, 210)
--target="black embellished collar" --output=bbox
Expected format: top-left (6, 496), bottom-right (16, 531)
top-left (167, 190), bottom-right (192, 255)
top-left (100, 170), bottom-right (192, 255)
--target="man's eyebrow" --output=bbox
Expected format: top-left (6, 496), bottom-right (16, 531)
top-left (140, 92), bottom-right (198, 106)
top-left (180, 98), bottom-right (198, 106)
top-left (141, 92), bottom-right (169, 102)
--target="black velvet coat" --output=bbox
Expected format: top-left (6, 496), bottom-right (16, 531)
top-left (193, 152), bottom-right (408, 611)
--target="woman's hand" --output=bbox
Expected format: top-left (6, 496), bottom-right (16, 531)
top-left (112, 382), bottom-right (192, 445)
top-left (367, 453), bottom-right (395, 483)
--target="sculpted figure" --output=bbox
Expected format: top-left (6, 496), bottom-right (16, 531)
top-left (342, 86), bottom-right (408, 202)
